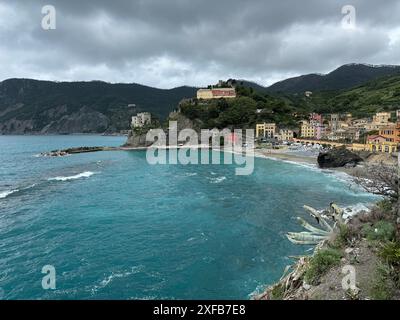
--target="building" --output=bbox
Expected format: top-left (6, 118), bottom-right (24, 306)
top-left (276, 129), bottom-right (294, 142)
top-left (256, 123), bottom-right (276, 138)
top-left (351, 118), bottom-right (369, 128)
top-left (315, 124), bottom-right (327, 140)
top-left (300, 121), bottom-right (315, 138)
top-left (348, 143), bottom-right (369, 152)
top-left (131, 112), bottom-right (152, 128)
top-left (330, 114), bottom-right (339, 132)
top-left (372, 112), bottom-right (391, 125)
top-left (367, 135), bottom-right (398, 153)
top-left (309, 113), bottom-right (323, 124)
top-left (379, 123), bottom-right (400, 143)
top-left (344, 113), bottom-right (353, 124)
top-left (197, 87), bottom-right (236, 99)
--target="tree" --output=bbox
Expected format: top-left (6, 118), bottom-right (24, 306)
top-left (354, 162), bottom-right (398, 202)
top-left (353, 161), bottom-right (399, 226)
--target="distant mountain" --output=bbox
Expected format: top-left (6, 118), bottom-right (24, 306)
top-left (0, 79), bottom-right (197, 134)
top-left (266, 64), bottom-right (400, 93)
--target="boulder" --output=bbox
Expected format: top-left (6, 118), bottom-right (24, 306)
top-left (123, 130), bottom-right (153, 147)
top-left (317, 147), bottom-right (362, 168)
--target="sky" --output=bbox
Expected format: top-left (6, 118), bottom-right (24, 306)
top-left (1, 0), bottom-right (400, 88)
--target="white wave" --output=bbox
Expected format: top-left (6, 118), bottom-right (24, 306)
top-left (0, 183), bottom-right (37, 200)
top-left (209, 176), bottom-right (226, 184)
top-left (48, 171), bottom-right (97, 182)
top-left (0, 189), bottom-right (19, 199)
top-left (91, 266), bottom-right (144, 295)
top-left (184, 172), bottom-right (198, 177)
top-left (343, 203), bottom-right (374, 219)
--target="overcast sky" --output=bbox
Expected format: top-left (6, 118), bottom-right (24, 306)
top-left (1, 0), bottom-right (400, 88)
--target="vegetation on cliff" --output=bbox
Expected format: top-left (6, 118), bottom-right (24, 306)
top-left (0, 79), bottom-right (197, 134)
top-left (256, 159), bottom-right (400, 300)
top-left (179, 86), bottom-right (300, 130)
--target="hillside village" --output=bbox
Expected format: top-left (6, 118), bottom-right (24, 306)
top-left (128, 80), bottom-right (400, 155)
top-left (256, 110), bottom-right (399, 154)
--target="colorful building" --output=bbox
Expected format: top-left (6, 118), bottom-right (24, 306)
top-left (300, 121), bottom-right (315, 138)
top-left (309, 113), bottom-right (323, 124)
top-left (366, 135), bottom-right (398, 153)
top-left (197, 88), bottom-right (236, 99)
top-left (256, 123), bottom-right (276, 138)
top-left (276, 129), bottom-right (294, 142)
top-left (379, 123), bottom-right (400, 143)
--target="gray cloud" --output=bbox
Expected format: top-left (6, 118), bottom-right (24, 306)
top-left (0, 0), bottom-right (399, 88)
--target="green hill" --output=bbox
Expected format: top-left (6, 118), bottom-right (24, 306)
top-left (0, 79), bottom-right (197, 134)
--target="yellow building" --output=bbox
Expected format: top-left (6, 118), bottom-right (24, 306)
top-left (277, 129), bottom-right (294, 141)
top-left (196, 88), bottom-right (236, 100)
top-left (348, 143), bottom-right (369, 152)
top-left (367, 135), bottom-right (398, 153)
top-left (256, 123), bottom-right (276, 138)
top-left (300, 121), bottom-right (315, 138)
top-left (196, 89), bottom-right (214, 99)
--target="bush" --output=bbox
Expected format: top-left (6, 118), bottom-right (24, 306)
top-left (333, 224), bottom-right (358, 248)
top-left (368, 263), bottom-right (393, 300)
top-left (379, 242), bottom-right (400, 266)
top-left (304, 248), bottom-right (343, 285)
top-left (269, 283), bottom-right (285, 300)
top-left (377, 199), bottom-right (393, 213)
top-left (362, 221), bottom-right (396, 242)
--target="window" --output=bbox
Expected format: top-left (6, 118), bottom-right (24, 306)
top-left (385, 146), bottom-right (389, 153)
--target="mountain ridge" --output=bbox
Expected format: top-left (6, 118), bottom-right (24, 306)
top-left (266, 63), bottom-right (400, 93)
top-left (1, 63), bottom-right (400, 134)
top-left (0, 78), bottom-right (197, 134)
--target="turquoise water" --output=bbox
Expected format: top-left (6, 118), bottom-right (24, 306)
top-left (0, 136), bottom-right (377, 300)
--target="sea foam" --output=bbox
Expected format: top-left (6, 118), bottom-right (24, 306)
top-left (0, 189), bottom-right (19, 199)
top-left (48, 171), bottom-right (97, 182)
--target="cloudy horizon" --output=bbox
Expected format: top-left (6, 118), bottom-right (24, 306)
top-left (1, 0), bottom-right (400, 88)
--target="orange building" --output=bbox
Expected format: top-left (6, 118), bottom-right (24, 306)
top-left (379, 122), bottom-right (400, 143)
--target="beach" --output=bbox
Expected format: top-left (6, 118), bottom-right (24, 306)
top-left (255, 148), bottom-right (318, 165)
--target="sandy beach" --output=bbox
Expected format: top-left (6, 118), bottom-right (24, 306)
top-left (254, 148), bottom-right (318, 165)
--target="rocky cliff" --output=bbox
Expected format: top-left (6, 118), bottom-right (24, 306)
top-left (0, 78), bottom-right (197, 134)
top-left (318, 147), bottom-right (363, 168)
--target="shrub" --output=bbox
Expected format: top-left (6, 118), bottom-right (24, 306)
top-left (377, 199), bottom-right (393, 213)
top-left (362, 221), bottom-right (396, 242)
top-left (269, 283), bottom-right (285, 300)
top-left (379, 242), bottom-right (400, 266)
top-left (333, 224), bottom-right (358, 248)
top-left (304, 248), bottom-right (343, 285)
top-left (368, 263), bottom-right (393, 300)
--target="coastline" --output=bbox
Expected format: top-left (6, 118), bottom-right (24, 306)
top-left (254, 148), bottom-right (317, 166)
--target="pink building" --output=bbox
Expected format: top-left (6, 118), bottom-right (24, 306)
top-left (315, 125), bottom-right (326, 140)
top-left (309, 113), bottom-right (323, 124)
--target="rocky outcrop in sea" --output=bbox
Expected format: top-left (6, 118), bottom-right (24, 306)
top-left (317, 147), bottom-right (363, 168)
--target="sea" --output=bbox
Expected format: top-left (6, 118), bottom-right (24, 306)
top-left (0, 135), bottom-right (378, 299)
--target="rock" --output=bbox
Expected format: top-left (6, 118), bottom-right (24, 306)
top-left (345, 248), bottom-right (354, 254)
top-left (41, 146), bottom-right (106, 157)
top-left (317, 146), bottom-right (363, 168)
top-left (123, 130), bottom-right (154, 148)
top-left (302, 283), bottom-right (311, 291)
